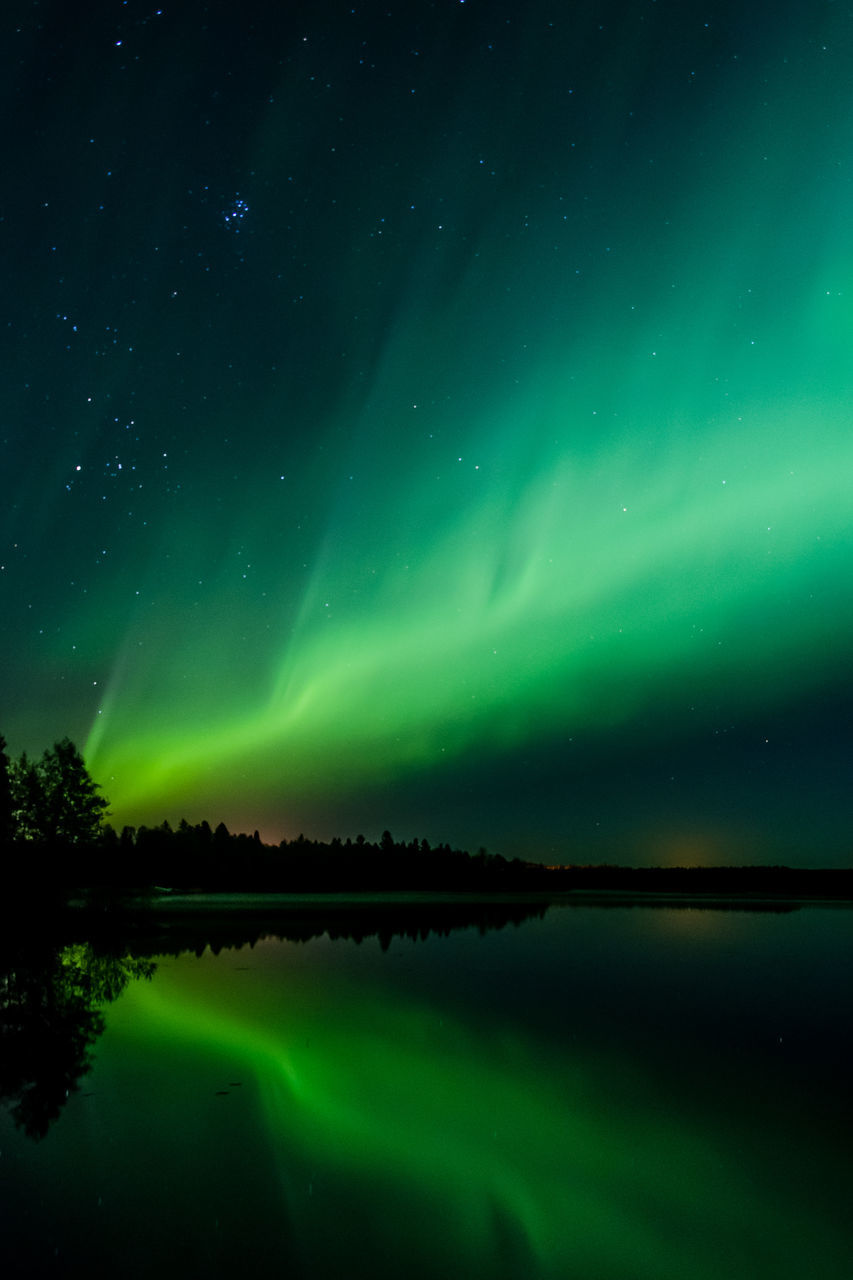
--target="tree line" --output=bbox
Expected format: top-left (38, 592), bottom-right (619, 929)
top-left (5, 732), bottom-right (852, 900)
top-left (103, 819), bottom-right (540, 893)
top-left (0, 733), bottom-right (541, 894)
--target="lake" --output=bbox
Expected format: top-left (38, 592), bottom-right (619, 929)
top-left (2, 896), bottom-right (851, 1278)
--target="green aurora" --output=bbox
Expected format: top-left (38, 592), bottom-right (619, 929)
top-left (4, 1), bottom-right (853, 860)
top-left (37, 921), bottom-right (850, 1279)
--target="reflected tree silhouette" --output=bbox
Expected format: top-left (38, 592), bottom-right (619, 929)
top-left (0, 941), bottom-right (155, 1139)
top-left (0, 899), bottom-right (547, 1140)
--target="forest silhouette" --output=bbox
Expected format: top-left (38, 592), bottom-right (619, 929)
top-left (0, 731), bottom-right (548, 894)
top-left (3, 732), bottom-right (852, 901)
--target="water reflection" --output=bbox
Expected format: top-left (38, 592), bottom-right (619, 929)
top-left (0, 938), bottom-right (155, 1139)
top-left (2, 901), bottom-right (852, 1279)
top-left (1, 892), bottom-right (807, 1144)
top-left (0, 898), bottom-right (544, 1140)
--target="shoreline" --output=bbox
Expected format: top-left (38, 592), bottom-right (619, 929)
top-left (69, 885), bottom-right (853, 911)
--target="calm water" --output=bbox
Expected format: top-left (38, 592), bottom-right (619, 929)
top-left (2, 899), bottom-right (852, 1278)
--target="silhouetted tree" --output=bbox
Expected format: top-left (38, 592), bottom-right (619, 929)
top-left (9, 751), bottom-right (45, 842)
top-left (100, 823), bottom-right (119, 851)
top-left (0, 734), bottom-right (13, 850)
top-left (36, 739), bottom-right (109, 844)
top-left (9, 739), bottom-right (108, 847)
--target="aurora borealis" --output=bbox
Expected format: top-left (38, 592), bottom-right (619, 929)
top-left (4, 0), bottom-right (853, 861)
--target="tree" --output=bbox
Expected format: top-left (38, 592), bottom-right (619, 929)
top-left (11, 738), bottom-right (108, 845)
top-left (10, 752), bottom-right (46, 842)
top-left (0, 735), bottom-right (13, 849)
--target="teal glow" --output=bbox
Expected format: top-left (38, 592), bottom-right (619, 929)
top-left (5, 2), bottom-right (853, 857)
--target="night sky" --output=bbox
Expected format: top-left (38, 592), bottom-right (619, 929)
top-left (4, 0), bottom-right (853, 865)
